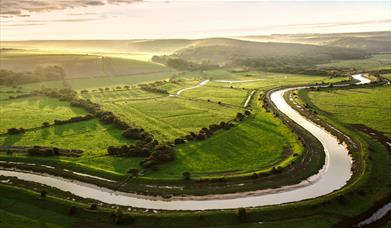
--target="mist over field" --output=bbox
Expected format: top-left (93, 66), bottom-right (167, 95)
top-left (0, 0), bottom-right (391, 227)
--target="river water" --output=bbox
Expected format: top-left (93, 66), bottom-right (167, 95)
top-left (0, 75), bottom-right (374, 210)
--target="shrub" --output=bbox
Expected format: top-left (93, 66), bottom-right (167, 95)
top-left (68, 206), bottom-right (77, 215)
top-left (236, 208), bottom-right (247, 220)
top-left (196, 133), bottom-right (206, 140)
top-left (7, 128), bottom-right (25, 135)
top-left (122, 128), bottom-right (143, 140)
top-left (42, 122), bottom-right (50, 127)
top-left (182, 171), bottom-right (191, 181)
top-left (174, 138), bottom-right (185, 145)
top-left (236, 112), bottom-right (245, 121)
top-left (140, 145), bottom-right (175, 168)
top-left (89, 203), bottom-right (97, 210)
top-left (127, 168), bottom-right (139, 176)
top-left (40, 190), bottom-right (47, 198)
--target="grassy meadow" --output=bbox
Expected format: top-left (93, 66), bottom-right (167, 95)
top-left (102, 96), bottom-right (242, 142)
top-left (144, 106), bottom-right (303, 179)
top-left (0, 119), bottom-right (131, 155)
top-left (0, 96), bottom-right (87, 133)
top-left (0, 68), bottom-right (336, 178)
top-left (303, 86), bottom-right (391, 137)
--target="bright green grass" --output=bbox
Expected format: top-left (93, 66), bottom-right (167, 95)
top-left (318, 54), bottom-right (391, 70)
top-left (102, 97), bottom-right (241, 142)
top-left (143, 107), bottom-right (302, 179)
top-left (0, 96), bottom-right (87, 133)
top-left (68, 71), bottom-right (174, 91)
top-left (80, 88), bottom-right (160, 102)
top-left (0, 119), bottom-right (131, 156)
top-left (305, 86), bottom-right (391, 137)
top-left (192, 71), bottom-right (348, 90)
top-left (182, 85), bottom-right (249, 107)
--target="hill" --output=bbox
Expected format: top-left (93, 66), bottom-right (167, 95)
top-left (239, 31), bottom-right (391, 54)
top-left (0, 49), bottom-right (171, 79)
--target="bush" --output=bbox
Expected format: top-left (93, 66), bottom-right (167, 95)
top-left (122, 128), bottom-right (143, 140)
top-left (42, 122), bottom-right (50, 127)
top-left (68, 206), bottom-right (77, 215)
top-left (174, 138), bottom-right (185, 145)
top-left (236, 208), bottom-right (247, 220)
top-left (40, 190), bottom-right (47, 198)
top-left (127, 168), bottom-right (139, 176)
top-left (196, 133), bottom-right (206, 140)
top-left (236, 112), bottom-right (245, 121)
top-left (140, 144), bottom-right (175, 168)
top-left (89, 203), bottom-right (97, 210)
top-left (7, 128), bottom-right (25, 135)
top-left (182, 171), bottom-right (191, 181)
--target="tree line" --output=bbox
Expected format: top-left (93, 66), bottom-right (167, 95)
top-left (40, 88), bottom-right (176, 168)
top-left (0, 66), bottom-right (65, 86)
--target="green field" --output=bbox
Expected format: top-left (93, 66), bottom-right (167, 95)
top-left (182, 86), bottom-right (250, 107)
top-left (0, 96), bottom-right (87, 133)
top-left (0, 49), bottom-right (170, 79)
top-left (0, 119), bottom-right (131, 155)
top-left (184, 70), bottom-right (349, 90)
top-left (102, 97), bottom-right (242, 142)
top-left (318, 54), bottom-right (391, 70)
top-left (303, 86), bottom-right (391, 137)
top-left (144, 107), bottom-right (302, 179)
top-left (0, 70), bottom-right (342, 178)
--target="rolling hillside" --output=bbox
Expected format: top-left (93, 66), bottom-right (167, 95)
top-left (175, 38), bottom-right (367, 64)
top-left (239, 31), bottom-right (391, 54)
top-left (0, 49), bottom-right (171, 79)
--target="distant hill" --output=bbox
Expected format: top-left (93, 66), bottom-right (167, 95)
top-left (0, 49), bottom-right (171, 79)
top-left (165, 38), bottom-right (368, 68)
top-left (239, 31), bottom-right (391, 54)
top-left (0, 39), bottom-right (193, 55)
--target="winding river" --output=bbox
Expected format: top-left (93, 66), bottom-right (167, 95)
top-left (0, 74), bottom-right (370, 210)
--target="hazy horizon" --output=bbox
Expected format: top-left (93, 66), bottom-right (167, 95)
top-left (1, 1), bottom-right (390, 41)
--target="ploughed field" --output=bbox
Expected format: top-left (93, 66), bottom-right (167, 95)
top-left (0, 69), bottom-right (344, 179)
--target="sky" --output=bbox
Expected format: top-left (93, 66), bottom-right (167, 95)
top-left (0, 0), bottom-right (390, 41)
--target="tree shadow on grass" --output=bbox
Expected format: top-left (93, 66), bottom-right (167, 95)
top-left (40, 127), bottom-right (49, 140)
top-left (53, 119), bottom-right (97, 137)
top-left (2, 133), bottom-right (24, 146)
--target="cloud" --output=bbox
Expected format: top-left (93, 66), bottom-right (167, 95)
top-left (0, 0), bottom-right (141, 17)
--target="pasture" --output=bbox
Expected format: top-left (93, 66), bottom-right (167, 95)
top-left (102, 96), bottom-right (242, 142)
top-left (0, 96), bottom-right (87, 133)
top-left (303, 86), bottom-right (391, 137)
top-left (0, 119), bottom-right (131, 156)
top-left (144, 107), bottom-right (303, 179)
top-left (0, 68), bottom-right (346, 178)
